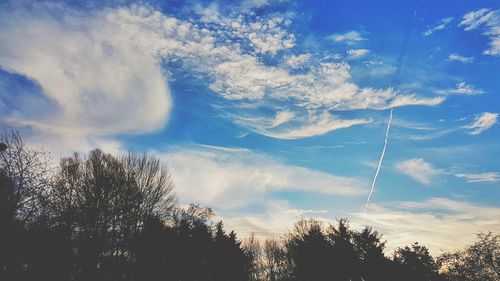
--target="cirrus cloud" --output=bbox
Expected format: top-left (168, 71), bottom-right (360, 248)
top-left (459, 8), bottom-right (500, 56)
top-left (465, 112), bottom-right (499, 135)
top-left (160, 145), bottom-right (367, 209)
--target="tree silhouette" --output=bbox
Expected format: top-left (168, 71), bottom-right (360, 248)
top-left (52, 149), bottom-right (177, 280)
top-left (243, 234), bottom-right (263, 281)
top-left (0, 130), bottom-right (498, 281)
top-left (393, 242), bottom-right (441, 281)
top-left (262, 238), bottom-right (290, 281)
top-left (285, 219), bottom-right (335, 281)
top-left (326, 219), bottom-right (358, 281)
top-left (353, 226), bottom-right (389, 281)
top-left (438, 232), bottom-right (500, 281)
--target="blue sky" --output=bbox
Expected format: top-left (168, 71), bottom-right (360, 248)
top-left (0, 0), bottom-right (499, 253)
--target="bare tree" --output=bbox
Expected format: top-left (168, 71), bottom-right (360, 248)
top-left (51, 149), bottom-right (177, 280)
top-left (0, 129), bottom-right (53, 223)
top-left (263, 238), bottom-right (291, 281)
top-left (243, 234), bottom-right (263, 281)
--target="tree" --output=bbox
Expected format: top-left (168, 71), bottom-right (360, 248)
top-left (326, 219), bottom-right (358, 281)
top-left (211, 222), bottom-right (251, 281)
top-left (393, 242), bottom-right (441, 281)
top-left (0, 129), bottom-right (52, 223)
top-left (243, 234), bottom-right (264, 281)
top-left (438, 232), bottom-right (500, 281)
top-left (0, 130), bottom-right (55, 281)
top-left (262, 238), bottom-right (290, 281)
top-left (353, 226), bottom-right (389, 281)
top-left (285, 219), bottom-right (334, 281)
top-left (51, 149), bottom-right (177, 280)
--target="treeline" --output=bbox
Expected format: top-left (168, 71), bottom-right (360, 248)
top-left (0, 130), bottom-right (498, 281)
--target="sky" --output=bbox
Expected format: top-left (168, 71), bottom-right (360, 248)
top-left (0, 0), bottom-right (499, 255)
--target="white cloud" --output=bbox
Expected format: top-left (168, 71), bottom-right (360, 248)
top-left (396, 158), bottom-right (443, 185)
top-left (161, 145), bottom-right (367, 209)
top-left (194, 2), bottom-right (222, 23)
top-left (220, 200), bottom-right (330, 239)
top-left (356, 198), bottom-right (500, 255)
top-left (434, 82), bottom-right (484, 95)
top-left (327, 31), bottom-right (366, 44)
top-left (455, 172), bottom-right (500, 183)
top-left (269, 110), bottom-right (295, 128)
top-left (459, 8), bottom-right (500, 56)
top-left (346, 48), bottom-right (370, 59)
top-left (448, 53), bottom-right (474, 63)
top-left (0, 4), bottom-right (171, 137)
top-left (0, 3), bottom-right (447, 144)
top-left (255, 112), bottom-right (372, 139)
top-left (423, 17), bottom-right (453, 36)
top-left (464, 112), bottom-right (499, 135)
top-left (224, 197), bottom-right (500, 255)
top-left (285, 53), bottom-right (311, 68)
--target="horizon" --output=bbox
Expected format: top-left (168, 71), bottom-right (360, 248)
top-left (0, 0), bottom-right (499, 256)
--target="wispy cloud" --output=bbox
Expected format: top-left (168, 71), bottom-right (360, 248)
top-left (220, 200), bottom-right (330, 239)
top-left (346, 48), bottom-right (370, 59)
top-left (356, 198), bottom-right (500, 255)
top-left (459, 8), bottom-right (500, 56)
top-left (160, 145), bottom-right (367, 209)
top-left (327, 31), bottom-right (366, 44)
top-left (396, 158), bottom-right (443, 185)
top-left (434, 82), bottom-right (484, 95)
top-left (423, 17), bottom-right (453, 36)
top-left (455, 172), bottom-right (500, 183)
top-left (464, 112), bottom-right (499, 135)
top-left (254, 112), bottom-right (372, 139)
top-left (448, 53), bottom-right (474, 63)
top-left (228, 197), bottom-right (500, 254)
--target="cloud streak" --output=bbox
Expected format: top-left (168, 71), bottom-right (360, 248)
top-left (460, 8), bottom-right (500, 56)
top-left (356, 198), bottom-right (500, 255)
top-left (455, 172), bottom-right (500, 183)
top-left (465, 112), bottom-right (499, 135)
top-left (434, 82), bottom-right (484, 96)
top-left (423, 17), bottom-right (453, 36)
top-left (327, 31), bottom-right (366, 44)
top-left (160, 145), bottom-right (367, 209)
top-left (448, 53), bottom-right (474, 63)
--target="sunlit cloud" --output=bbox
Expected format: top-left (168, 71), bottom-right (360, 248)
top-left (0, 4), bottom-right (172, 137)
top-left (464, 112), bottom-right (499, 135)
top-left (0, 2), bottom-right (448, 144)
top-left (396, 158), bottom-right (443, 185)
top-left (356, 198), bottom-right (500, 255)
top-left (160, 145), bottom-right (367, 209)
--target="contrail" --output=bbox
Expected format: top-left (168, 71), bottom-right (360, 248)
top-left (363, 4), bottom-right (418, 214)
top-left (364, 107), bottom-right (393, 214)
